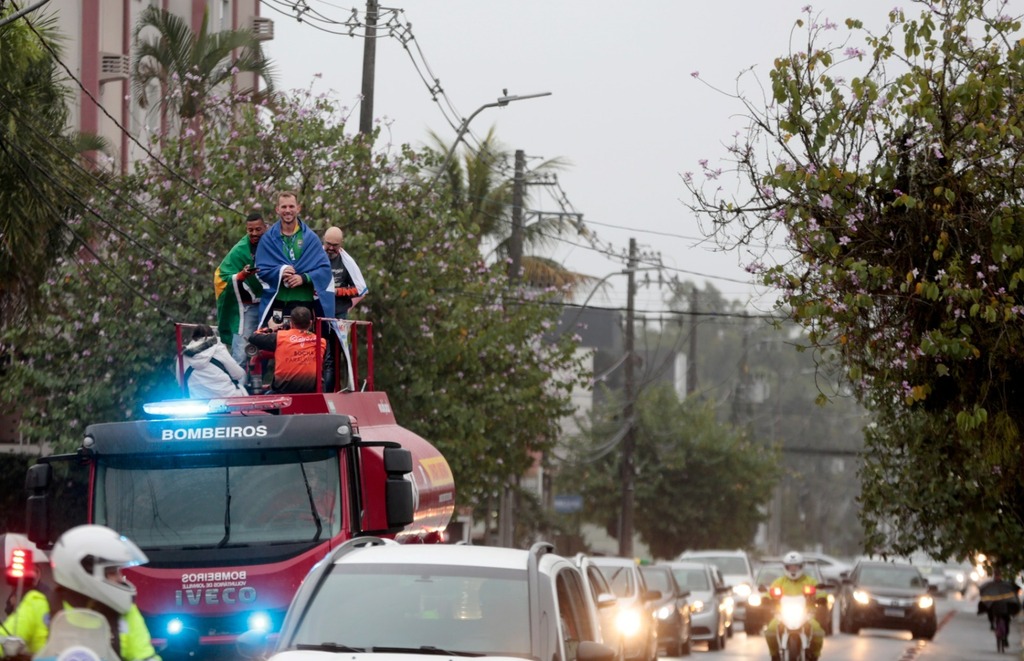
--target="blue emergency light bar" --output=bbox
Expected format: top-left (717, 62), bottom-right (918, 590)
top-left (143, 396), bottom-right (293, 417)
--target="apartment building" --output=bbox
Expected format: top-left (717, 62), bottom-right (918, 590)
top-left (47, 0), bottom-right (272, 173)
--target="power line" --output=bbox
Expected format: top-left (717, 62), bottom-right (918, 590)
top-left (0, 94), bottom-right (208, 259)
top-left (0, 134), bottom-right (174, 320)
top-left (20, 9), bottom-right (244, 218)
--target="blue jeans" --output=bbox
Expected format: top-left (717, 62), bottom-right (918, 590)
top-left (231, 303), bottom-right (261, 365)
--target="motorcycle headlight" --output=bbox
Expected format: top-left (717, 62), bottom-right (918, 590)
top-left (748, 593), bottom-right (763, 607)
top-left (616, 608), bottom-right (643, 637)
top-left (918, 595), bottom-right (934, 609)
top-left (690, 599), bottom-right (705, 614)
top-left (733, 583), bottom-right (752, 598)
top-left (853, 589), bottom-right (871, 605)
top-left (779, 597), bottom-right (809, 630)
top-left (656, 605), bottom-right (675, 620)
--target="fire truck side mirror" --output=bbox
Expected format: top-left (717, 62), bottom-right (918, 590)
top-left (25, 463), bottom-right (52, 547)
top-left (383, 448), bottom-right (414, 530)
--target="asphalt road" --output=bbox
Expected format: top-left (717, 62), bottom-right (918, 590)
top-left (662, 592), bottom-right (1010, 660)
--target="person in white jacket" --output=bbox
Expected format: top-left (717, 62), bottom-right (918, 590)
top-left (179, 324), bottom-right (249, 398)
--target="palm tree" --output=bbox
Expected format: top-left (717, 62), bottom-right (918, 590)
top-left (132, 6), bottom-right (275, 149)
top-left (0, 8), bottom-right (103, 320)
top-left (428, 127), bottom-right (595, 294)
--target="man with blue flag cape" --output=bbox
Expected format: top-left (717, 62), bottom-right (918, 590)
top-left (256, 191), bottom-right (352, 390)
top-left (255, 191), bottom-right (335, 323)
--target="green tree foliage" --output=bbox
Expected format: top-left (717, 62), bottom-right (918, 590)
top-left (0, 9), bottom-right (101, 319)
top-left (0, 89), bottom-right (583, 507)
top-left (561, 384), bottom-right (778, 558)
top-left (685, 1), bottom-right (1024, 566)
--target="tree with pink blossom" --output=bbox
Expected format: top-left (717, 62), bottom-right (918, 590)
top-left (686, 1), bottom-right (1024, 568)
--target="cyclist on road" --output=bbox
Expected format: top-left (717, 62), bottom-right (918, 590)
top-left (978, 569), bottom-right (1021, 650)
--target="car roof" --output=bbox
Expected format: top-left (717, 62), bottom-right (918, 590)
top-left (855, 559), bottom-right (918, 570)
top-left (589, 556), bottom-right (640, 568)
top-left (667, 560), bottom-right (711, 570)
top-left (681, 549), bottom-right (748, 556)
top-left (335, 543), bottom-right (546, 572)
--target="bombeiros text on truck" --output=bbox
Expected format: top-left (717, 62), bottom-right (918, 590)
top-left (20, 319), bottom-right (455, 660)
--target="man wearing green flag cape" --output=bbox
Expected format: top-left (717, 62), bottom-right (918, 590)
top-left (215, 211), bottom-right (267, 364)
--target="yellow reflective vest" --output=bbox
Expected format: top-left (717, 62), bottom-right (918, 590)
top-left (0, 589), bottom-right (160, 661)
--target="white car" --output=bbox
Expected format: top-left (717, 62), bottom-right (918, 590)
top-left (677, 550), bottom-right (754, 633)
top-left (574, 554), bottom-right (623, 661)
top-left (800, 552), bottom-right (853, 584)
top-left (241, 538), bottom-right (616, 661)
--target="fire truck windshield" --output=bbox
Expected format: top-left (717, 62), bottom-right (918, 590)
top-left (93, 449), bottom-right (341, 550)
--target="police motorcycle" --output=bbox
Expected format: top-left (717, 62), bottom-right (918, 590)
top-left (769, 584), bottom-right (819, 661)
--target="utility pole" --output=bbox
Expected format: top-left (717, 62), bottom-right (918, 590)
top-left (687, 288), bottom-right (698, 395)
top-left (358, 0), bottom-right (378, 136)
top-left (619, 238), bottom-right (638, 558)
top-left (508, 149), bottom-right (525, 281)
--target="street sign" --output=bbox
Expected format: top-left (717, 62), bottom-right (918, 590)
top-left (554, 494), bottom-right (584, 514)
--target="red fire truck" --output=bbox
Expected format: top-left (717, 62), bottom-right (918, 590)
top-left (22, 321), bottom-right (454, 658)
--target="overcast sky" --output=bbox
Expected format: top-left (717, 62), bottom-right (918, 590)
top-left (263, 0), bottom-right (921, 314)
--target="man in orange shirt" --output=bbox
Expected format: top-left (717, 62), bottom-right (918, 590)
top-left (247, 306), bottom-right (326, 393)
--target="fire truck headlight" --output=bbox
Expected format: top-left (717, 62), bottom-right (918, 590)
top-left (248, 611), bottom-right (272, 633)
top-left (167, 619), bottom-right (184, 636)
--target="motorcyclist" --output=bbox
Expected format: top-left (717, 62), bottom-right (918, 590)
top-left (0, 525), bottom-right (160, 661)
top-left (764, 551), bottom-right (824, 661)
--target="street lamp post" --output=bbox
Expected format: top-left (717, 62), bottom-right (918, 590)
top-left (428, 91), bottom-right (552, 191)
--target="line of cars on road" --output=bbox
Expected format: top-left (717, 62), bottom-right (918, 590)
top-left (236, 540), bottom-right (954, 661)
top-left (238, 540), bottom-right (743, 661)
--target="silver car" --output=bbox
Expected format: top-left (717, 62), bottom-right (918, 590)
top-left (668, 561), bottom-right (732, 652)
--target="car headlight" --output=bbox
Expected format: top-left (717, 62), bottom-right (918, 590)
top-left (853, 589), bottom-right (871, 605)
top-left (690, 599), bottom-right (705, 614)
top-left (656, 605), bottom-right (675, 620)
top-left (733, 583), bottom-right (752, 599)
top-left (723, 596), bottom-right (735, 614)
top-left (616, 607), bottom-right (643, 637)
top-left (918, 595), bottom-right (934, 609)
top-left (748, 593), bottom-right (763, 607)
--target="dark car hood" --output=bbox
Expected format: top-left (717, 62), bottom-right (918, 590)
top-left (858, 585), bottom-right (927, 599)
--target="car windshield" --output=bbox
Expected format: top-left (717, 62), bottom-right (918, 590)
top-left (859, 566), bottom-right (925, 589)
top-left (594, 564), bottom-right (637, 598)
top-left (290, 564), bottom-right (531, 657)
top-left (640, 568), bottom-right (671, 593)
top-left (688, 556), bottom-right (747, 575)
top-left (672, 569), bottom-right (709, 591)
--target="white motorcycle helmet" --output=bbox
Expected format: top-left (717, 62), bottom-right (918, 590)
top-left (50, 525), bottom-right (149, 615)
top-left (782, 551), bottom-right (805, 580)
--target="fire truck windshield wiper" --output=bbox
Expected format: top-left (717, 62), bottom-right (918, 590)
top-left (299, 463), bottom-right (323, 542)
top-left (217, 464), bottom-right (231, 548)
top-left (297, 643), bottom-right (365, 653)
top-left (370, 647), bottom-right (484, 657)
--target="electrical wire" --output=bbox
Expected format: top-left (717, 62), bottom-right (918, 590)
top-left (18, 6), bottom-right (245, 218)
top-left (0, 94), bottom-right (208, 258)
top-left (0, 135), bottom-right (175, 320)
